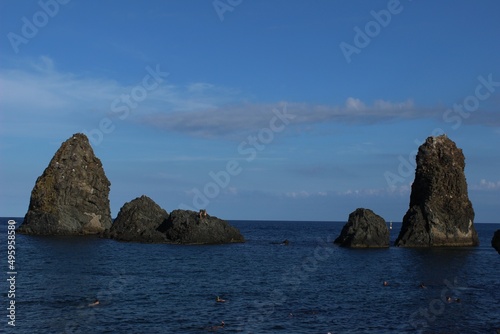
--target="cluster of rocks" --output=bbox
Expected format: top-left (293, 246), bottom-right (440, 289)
top-left (17, 133), bottom-right (498, 252)
top-left (103, 196), bottom-right (244, 244)
top-left (335, 135), bottom-right (492, 251)
top-left (18, 133), bottom-right (244, 245)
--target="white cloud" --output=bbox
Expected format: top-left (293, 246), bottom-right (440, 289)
top-left (140, 97), bottom-right (421, 138)
top-left (339, 188), bottom-right (383, 196)
top-left (1, 56), bottom-right (498, 140)
top-left (0, 58), bottom-right (122, 114)
top-left (187, 82), bottom-right (214, 93)
top-left (264, 186), bottom-right (412, 200)
top-left (284, 191), bottom-right (328, 199)
top-left (0, 57), bottom-right (244, 117)
top-left (373, 99), bottom-right (414, 111)
top-left (471, 179), bottom-right (500, 191)
top-left (339, 185), bottom-right (411, 197)
top-left (345, 97), bottom-right (366, 111)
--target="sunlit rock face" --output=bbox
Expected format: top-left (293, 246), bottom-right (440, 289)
top-left (396, 135), bottom-right (478, 247)
top-left (19, 133), bottom-right (112, 235)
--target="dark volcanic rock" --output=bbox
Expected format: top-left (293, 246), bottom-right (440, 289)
top-left (104, 195), bottom-right (168, 243)
top-left (395, 135), bottom-right (478, 247)
top-left (492, 230), bottom-right (500, 254)
top-left (334, 208), bottom-right (389, 248)
top-left (158, 209), bottom-right (245, 244)
top-left (18, 133), bottom-right (112, 235)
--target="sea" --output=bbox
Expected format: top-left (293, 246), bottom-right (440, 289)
top-left (1, 218), bottom-right (499, 334)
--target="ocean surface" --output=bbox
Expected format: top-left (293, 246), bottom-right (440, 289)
top-left (1, 218), bottom-right (499, 334)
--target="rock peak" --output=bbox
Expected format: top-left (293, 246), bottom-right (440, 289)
top-left (158, 209), bottom-right (245, 244)
top-left (492, 230), bottom-right (500, 254)
top-left (334, 208), bottom-right (389, 248)
top-left (395, 135), bottom-right (478, 247)
top-left (18, 133), bottom-right (112, 235)
top-left (104, 195), bottom-right (168, 243)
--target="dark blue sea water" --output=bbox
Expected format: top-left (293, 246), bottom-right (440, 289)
top-left (1, 218), bottom-right (499, 333)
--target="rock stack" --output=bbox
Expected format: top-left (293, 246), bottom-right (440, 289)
top-left (492, 230), bottom-right (500, 254)
top-left (18, 133), bottom-right (112, 235)
top-left (395, 135), bottom-right (479, 247)
top-left (158, 209), bottom-right (245, 245)
top-left (104, 195), bottom-right (168, 243)
top-left (334, 208), bottom-right (389, 248)
top-left (18, 134), bottom-right (245, 244)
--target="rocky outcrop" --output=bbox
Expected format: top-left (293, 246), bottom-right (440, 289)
top-left (104, 195), bottom-right (168, 243)
top-left (18, 133), bottom-right (112, 235)
top-left (158, 209), bottom-right (245, 244)
top-left (492, 230), bottom-right (500, 254)
top-left (103, 202), bottom-right (244, 245)
top-left (395, 135), bottom-right (479, 247)
top-left (334, 208), bottom-right (389, 248)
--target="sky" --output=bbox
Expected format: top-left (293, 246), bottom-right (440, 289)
top-left (0, 0), bottom-right (499, 222)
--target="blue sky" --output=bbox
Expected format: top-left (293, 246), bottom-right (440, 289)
top-left (1, 0), bottom-right (499, 222)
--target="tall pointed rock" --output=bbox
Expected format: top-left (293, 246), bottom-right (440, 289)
top-left (395, 135), bottom-right (478, 247)
top-left (18, 133), bottom-right (112, 235)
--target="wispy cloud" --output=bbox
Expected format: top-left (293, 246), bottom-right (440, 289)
top-left (2, 56), bottom-right (499, 140)
top-left (337, 179), bottom-right (500, 197)
top-left (1, 57), bottom-right (243, 115)
top-left (139, 98), bottom-right (422, 138)
top-left (284, 191), bottom-right (328, 199)
top-left (470, 179), bottom-right (500, 191)
top-left (267, 185), bottom-right (411, 200)
top-left (0, 57), bottom-right (122, 117)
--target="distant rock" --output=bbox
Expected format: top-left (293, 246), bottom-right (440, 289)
top-left (158, 209), bottom-right (245, 244)
top-left (492, 230), bottom-right (500, 254)
top-left (18, 133), bottom-right (112, 235)
top-left (395, 135), bottom-right (479, 247)
top-left (104, 195), bottom-right (168, 243)
top-left (334, 208), bottom-right (389, 248)
top-left (103, 201), bottom-right (244, 245)
top-left (271, 239), bottom-right (290, 246)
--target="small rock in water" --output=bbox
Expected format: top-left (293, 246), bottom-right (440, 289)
top-left (104, 195), bottom-right (168, 243)
top-left (334, 208), bottom-right (389, 248)
top-left (492, 230), bottom-right (500, 254)
top-left (158, 209), bottom-right (245, 244)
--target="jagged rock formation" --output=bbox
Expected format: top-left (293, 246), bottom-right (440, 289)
top-left (334, 208), bottom-right (389, 248)
top-left (104, 195), bottom-right (168, 243)
top-left (395, 135), bottom-right (479, 247)
top-left (158, 209), bottom-right (245, 244)
top-left (18, 133), bottom-right (112, 235)
top-left (492, 230), bottom-right (500, 254)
